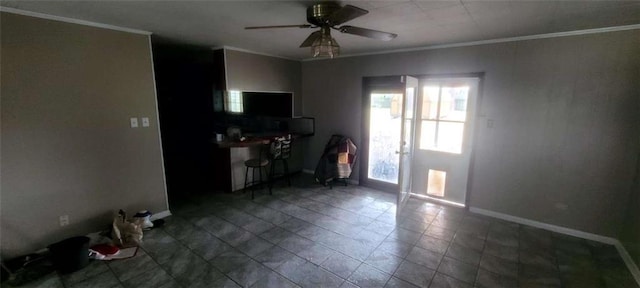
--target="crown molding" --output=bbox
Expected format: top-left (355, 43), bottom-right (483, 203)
top-left (302, 23), bottom-right (640, 62)
top-left (0, 6), bottom-right (152, 35)
top-left (3, 5), bottom-right (637, 62)
top-left (212, 45), bottom-right (299, 61)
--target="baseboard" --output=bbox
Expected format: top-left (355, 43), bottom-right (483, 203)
top-left (615, 241), bottom-right (640, 285)
top-left (469, 207), bottom-right (617, 244)
top-left (302, 169), bottom-right (314, 174)
top-left (469, 207), bottom-right (640, 286)
top-left (150, 210), bottom-right (172, 221)
top-left (32, 210), bottom-right (173, 255)
top-left (411, 193), bottom-right (465, 208)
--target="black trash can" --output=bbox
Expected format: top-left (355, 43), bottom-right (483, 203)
top-left (48, 236), bottom-right (90, 274)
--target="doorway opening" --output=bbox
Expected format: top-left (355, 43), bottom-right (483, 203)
top-left (361, 75), bottom-right (479, 212)
top-left (362, 76), bottom-right (418, 216)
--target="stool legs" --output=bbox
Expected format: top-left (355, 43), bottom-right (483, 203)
top-left (268, 161), bottom-right (275, 195)
top-left (244, 165), bottom-right (270, 200)
top-left (283, 159), bottom-right (291, 187)
top-left (260, 166), bottom-right (271, 194)
top-left (268, 159), bottom-right (291, 194)
top-left (251, 166), bottom-right (255, 200)
top-left (244, 166), bottom-right (249, 192)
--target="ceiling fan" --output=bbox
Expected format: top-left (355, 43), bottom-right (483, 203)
top-left (245, 2), bottom-right (398, 58)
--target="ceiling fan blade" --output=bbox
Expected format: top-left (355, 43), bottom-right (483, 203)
top-left (245, 24), bottom-right (312, 29)
top-left (326, 5), bottom-right (368, 25)
top-left (339, 26), bottom-right (397, 41)
top-left (299, 31), bottom-right (322, 47)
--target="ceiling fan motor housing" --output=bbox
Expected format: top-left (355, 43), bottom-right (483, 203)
top-left (307, 2), bottom-right (341, 26)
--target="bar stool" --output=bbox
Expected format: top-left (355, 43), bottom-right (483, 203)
top-left (244, 144), bottom-right (269, 199)
top-left (269, 137), bottom-right (292, 193)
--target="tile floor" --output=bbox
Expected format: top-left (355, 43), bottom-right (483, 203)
top-left (15, 175), bottom-right (639, 288)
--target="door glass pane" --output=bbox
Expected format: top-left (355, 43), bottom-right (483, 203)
top-left (437, 122), bottom-right (464, 154)
top-left (368, 93), bottom-right (402, 184)
top-left (439, 86), bottom-right (469, 121)
top-left (422, 86), bottom-right (440, 119)
top-left (419, 120), bottom-right (437, 150)
top-left (405, 88), bottom-right (415, 119)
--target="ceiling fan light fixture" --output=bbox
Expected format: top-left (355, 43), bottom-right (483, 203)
top-left (311, 31), bottom-right (340, 58)
top-left (247, 3), bottom-right (396, 59)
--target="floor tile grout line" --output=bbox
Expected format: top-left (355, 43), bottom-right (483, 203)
top-left (172, 179), bottom-right (639, 288)
top-left (424, 208), bottom-right (454, 288)
top-left (142, 225), bottom-right (266, 286)
top-left (272, 186), bottom-right (393, 222)
top-left (103, 258), bottom-right (127, 288)
top-left (430, 210), bottom-right (492, 287)
top-left (136, 245), bottom-right (186, 287)
top-left (165, 213), bottom-right (269, 286)
top-left (258, 185), bottom-right (401, 286)
top-left (173, 189), bottom-right (377, 287)
top-left (517, 224), bottom-right (526, 287)
top-left (377, 204), bottom-right (450, 287)
top-left (472, 228), bottom-right (494, 287)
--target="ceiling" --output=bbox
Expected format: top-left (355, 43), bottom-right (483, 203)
top-left (3, 1), bottom-right (640, 60)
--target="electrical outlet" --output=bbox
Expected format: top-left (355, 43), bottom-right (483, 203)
top-left (142, 117), bottom-right (150, 127)
top-left (59, 215), bottom-right (69, 226)
top-left (130, 117), bottom-right (138, 128)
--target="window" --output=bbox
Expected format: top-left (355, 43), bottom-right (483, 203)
top-left (224, 90), bottom-right (243, 113)
top-left (368, 93), bottom-right (403, 184)
top-left (419, 85), bottom-right (469, 154)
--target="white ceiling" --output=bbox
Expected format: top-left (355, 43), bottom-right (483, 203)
top-left (3, 1), bottom-right (640, 60)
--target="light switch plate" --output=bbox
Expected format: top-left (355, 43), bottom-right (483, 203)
top-left (487, 119), bottom-right (494, 128)
top-left (130, 117), bottom-right (139, 128)
top-left (59, 215), bottom-right (69, 226)
top-left (142, 117), bottom-right (150, 127)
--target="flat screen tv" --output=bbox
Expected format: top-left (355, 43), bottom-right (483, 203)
top-left (242, 91), bottom-right (293, 118)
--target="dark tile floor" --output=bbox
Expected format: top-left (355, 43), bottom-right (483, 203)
top-left (15, 175), bottom-right (638, 288)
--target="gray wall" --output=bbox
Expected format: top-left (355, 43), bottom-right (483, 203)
top-left (622, 155), bottom-right (640, 267)
top-left (224, 49), bottom-right (306, 191)
top-left (225, 49), bottom-right (302, 116)
top-left (1, 13), bottom-right (168, 258)
top-left (302, 30), bottom-right (640, 237)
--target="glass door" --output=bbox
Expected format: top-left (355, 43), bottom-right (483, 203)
top-left (362, 76), bottom-right (405, 192)
top-left (367, 92), bottom-right (403, 186)
top-left (412, 77), bottom-right (479, 206)
top-left (361, 76), bottom-right (417, 216)
top-left (397, 76), bottom-right (418, 216)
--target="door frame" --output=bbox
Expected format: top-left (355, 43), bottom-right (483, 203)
top-left (360, 76), bottom-right (411, 193)
top-left (462, 73), bottom-right (484, 208)
top-left (397, 76), bottom-right (419, 216)
top-left (360, 73), bottom-right (484, 209)
top-left (412, 72), bottom-right (485, 208)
